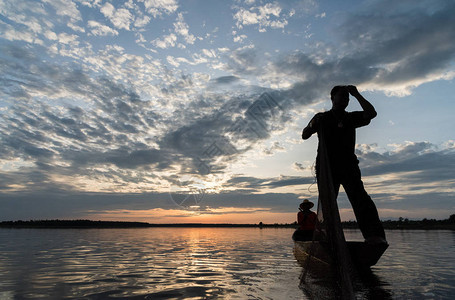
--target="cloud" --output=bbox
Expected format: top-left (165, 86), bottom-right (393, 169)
top-left (292, 162), bottom-right (306, 171)
top-left (0, 187), bottom-right (305, 221)
top-left (234, 35), bottom-right (246, 43)
top-left (152, 33), bottom-right (177, 49)
top-left (212, 140), bottom-right (455, 213)
top-left (166, 56), bottom-right (186, 67)
top-left (0, 191), bottom-right (174, 220)
top-left (151, 13), bottom-right (198, 50)
top-left (0, 22), bottom-right (44, 45)
top-left (143, 0), bottom-right (178, 17)
top-left (337, 1), bottom-right (455, 94)
top-left (165, 49), bottom-right (219, 67)
top-left (88, 20), bottom-right (119, 36)
top-left (100, 2), bottom-right (134, 30)
top-left (0, 45), bottom-right (167, 177)
top-left (0, 0), bottom-right (49, 44)
top-left (42, 0), bottom-right (85, 32)
top-left (257, 1), bottom-right (455, 100)
top-left (77, 0), bottom-right (103, 9)
top-left (263, 176), bottom-right (313, 188)
top-left (340, 141), bottom-right (455, 215)
top-left (223, 46), bottom-right (259, 75)
top-left (262, 141), bottom-right (285, 155)
top-left (1, 0), bottom-right (455, 222)
top-left (173, 13), bottom-right (196, 44)
top-left (57, 32), bottom-right (79, 44)
top-left (43, 0), bottom-right (82, 22)
top-left (134, 15), bottom-right (151, 28)
top-left (156, 89), bottom-right (290, 176)
top-left (358, 142), bottom-right (455, 184)
top-left (225, 175), bottom-right (314, 191)
top-left (1, 43), bottom-right (283, 194)
top-left (212, 76), bottom-right (240, 85)
top-left (233, 2), bottom-right (289, 32)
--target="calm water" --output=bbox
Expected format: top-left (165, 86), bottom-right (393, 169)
top-left (0, 228), bottom-right (454, 299)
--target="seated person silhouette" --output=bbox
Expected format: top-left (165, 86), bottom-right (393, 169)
top-left (292, 199), bottom-right (318, 241)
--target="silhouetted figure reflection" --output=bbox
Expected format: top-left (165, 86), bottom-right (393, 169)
top-left (298, 264), bottom-right (393, 299)
top-left (302, 85), bottom-right (386, 244)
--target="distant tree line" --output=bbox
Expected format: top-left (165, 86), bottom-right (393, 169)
top-left (343, 214), bottom-right (455, 230)
top-left (0, 219), bottom-right (151, 228)
top-left (0, 219), bottom-right (263, 228)
top-left (0, 215), bottom-right (454, 229)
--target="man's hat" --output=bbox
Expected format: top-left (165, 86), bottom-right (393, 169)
top-left (299, 199), bottom-right (314, 209)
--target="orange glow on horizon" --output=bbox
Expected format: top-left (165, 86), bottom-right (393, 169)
top-left (81, 206), bottom-right (430, 224)
top-left (82, 207), bottom-right (298, 224)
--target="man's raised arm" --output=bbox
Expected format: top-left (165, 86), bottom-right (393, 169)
top-left (302, 115), bottom-right (318, 140)
top-left (347, 85), bottom-right (377, 120)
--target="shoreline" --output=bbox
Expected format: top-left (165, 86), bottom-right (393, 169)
top-left (1, 219), bottom-right (454, 230)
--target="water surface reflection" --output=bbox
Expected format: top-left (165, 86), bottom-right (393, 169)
top-left (0, 228), bottom-right (454, 299)
top-left (0, 228), bottom-right (302, 299)
top-left (296, 229), bottom-right (455, 299)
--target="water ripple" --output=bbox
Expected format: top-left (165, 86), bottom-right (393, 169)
top-left (0, 228), bottom-right (454, 299)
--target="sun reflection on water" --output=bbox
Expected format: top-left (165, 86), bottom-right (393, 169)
top-left (0, 228), bottom-right (302, 299)
top-left (3, 228), bottom-right (453, 299)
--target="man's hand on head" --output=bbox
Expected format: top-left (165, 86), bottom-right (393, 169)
top-left (347, 85), bottom-right (360, 97)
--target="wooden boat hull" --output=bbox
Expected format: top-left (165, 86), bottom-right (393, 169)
top-left (294, 240), bottom-right (388, 269)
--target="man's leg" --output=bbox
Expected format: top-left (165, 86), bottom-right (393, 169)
top-left (342, 167), bottom-right (386, 240)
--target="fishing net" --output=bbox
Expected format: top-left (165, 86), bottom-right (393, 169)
top-left (311, 126), bottom-right (355, 299)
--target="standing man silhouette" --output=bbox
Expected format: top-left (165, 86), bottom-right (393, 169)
top-left (302, 85), bottom-right (386, 244)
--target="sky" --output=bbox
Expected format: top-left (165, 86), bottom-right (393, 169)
top-left (1, 0), bottom-right (454, 223)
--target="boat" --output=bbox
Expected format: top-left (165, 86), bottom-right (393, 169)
top-left (296, 122), bottom-right (389, 298)
top-left (293, 237), bottom-right (388, 269)
top-left (294, 238), bottom-right (392, 300)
